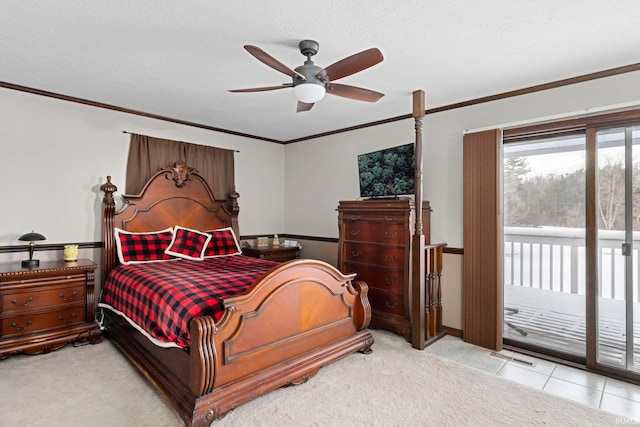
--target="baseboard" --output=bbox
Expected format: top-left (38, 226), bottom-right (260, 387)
top-left (443, 326), bottom-right (462, 339)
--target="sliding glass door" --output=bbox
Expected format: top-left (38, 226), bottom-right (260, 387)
top-left (596, 125), bottom-right (640, 373)
top-left (502, 110), bottom-right (640, 379)
top-left (503, 133), bottom-right (587, 358)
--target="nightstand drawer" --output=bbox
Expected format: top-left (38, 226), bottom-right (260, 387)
top-left (1, 307), bottom-right (86, 338)
top-left (0, 272), bottom-right (86, 288)
top-left (2, 285), bottom-right (86, 314)
top-left (242, 246), bottom-right (300, 262)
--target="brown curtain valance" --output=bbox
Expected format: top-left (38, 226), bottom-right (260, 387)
top-left (125, 134), bottom-right (235, 199)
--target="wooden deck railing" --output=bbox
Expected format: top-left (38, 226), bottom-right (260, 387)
top-left (504, 226), bottom-right (640, 302)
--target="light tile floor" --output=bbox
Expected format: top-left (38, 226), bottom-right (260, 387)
top-left (425, 335), bottom-right (640, 422)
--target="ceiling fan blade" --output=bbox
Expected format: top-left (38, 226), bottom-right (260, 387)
top-left (244, 45), bottom-right (305, 80)
top-left (326, 83), bottom-right (384, 102)
top-left (296, 101), bottom-right (314, 112)
top-left (317, 48), bottom-right (384, 82)
top-left (228, 84), bottom-right (292, 93)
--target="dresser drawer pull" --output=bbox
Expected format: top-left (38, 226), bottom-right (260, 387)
top-left (384, 278), bottom-right (398, 286)
top-left (59, 291), bottom-right (78, 301)
top-left (385, 255), bottom-right (398, 262)
top-left (11, 297), bottom-right (33, 307)
top-left (19, 279), bottom-right (25, 284)
top-left (11, 320), bottom-right (32, 331)
top-left (58, 313), bottom-right (78, 324)
top-left (351, 251), bottom-right (361, 257)
top-left (66, 275), bottom-right (71, 280)
top-left (349, 215), bottom-right (360, 221)
top-left (350, 230), bottom-right (360, 236)
top-left (385, 300), bottom-right (398, 309)
top-left (385, 216), bottom-right (394, 221)
top-left (384, 231), bottom-right (398, 238)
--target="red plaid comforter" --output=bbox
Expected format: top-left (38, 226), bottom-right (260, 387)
top-left (100, 255), bottom-right (278, 348)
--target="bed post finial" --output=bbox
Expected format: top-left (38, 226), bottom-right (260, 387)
top-left (228, 186), bottom-right (240, 237)
top-left (100, 176), bottom-right (117, 204)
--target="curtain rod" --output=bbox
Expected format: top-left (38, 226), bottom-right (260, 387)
top-left (121, 130), bottom-right (240, 153)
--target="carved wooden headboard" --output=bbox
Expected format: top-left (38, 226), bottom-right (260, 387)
top-left (100, 161), bottom-right (239, 280)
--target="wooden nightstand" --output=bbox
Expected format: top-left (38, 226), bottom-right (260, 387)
top-left (242, 244), bottom-right (300, 262)
top-left (0, 259), bottom-right (102, 359)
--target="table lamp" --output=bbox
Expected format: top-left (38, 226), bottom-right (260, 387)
top-left (19, 231), bottom-right (46, 268)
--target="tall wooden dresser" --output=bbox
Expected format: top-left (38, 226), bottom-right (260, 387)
top-left (338, 199), bottom-right (430, 341)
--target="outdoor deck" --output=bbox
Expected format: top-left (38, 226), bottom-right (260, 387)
top-left (504, 285), bottom-right (640, 369)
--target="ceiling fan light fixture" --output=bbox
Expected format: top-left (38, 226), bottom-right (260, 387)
top-left (294, 83), bottom-right (326, 104)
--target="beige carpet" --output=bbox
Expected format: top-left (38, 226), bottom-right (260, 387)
top-left (0, 330), bottom-right (619, 427)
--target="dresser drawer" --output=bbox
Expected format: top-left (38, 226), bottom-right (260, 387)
top-left (345, 264), bottom-right (404, 293)
top-left (342, 221), bottom-right (406, 245)
top-left (1, 306), bottom-right (86, 338)
top-left (343, 243), bottom-right (405, 268)
top-left (341, 212), bottom-right (406, 223)
top-left (367, 288), bottom-right (405, 316)
top-left (2, 285), bottom-right (86, 315)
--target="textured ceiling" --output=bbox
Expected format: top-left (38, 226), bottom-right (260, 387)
top-left (2, 1), bottom-right (640, 142)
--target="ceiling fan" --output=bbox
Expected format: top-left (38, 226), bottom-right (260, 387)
top-left (229, 40), bottom-right (384, 112)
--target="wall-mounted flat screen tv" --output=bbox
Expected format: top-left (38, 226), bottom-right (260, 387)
top-left (358, 143), bottom-right (415, 198)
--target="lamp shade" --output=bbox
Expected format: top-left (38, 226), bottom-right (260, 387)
top-left (19, 232), bottom-right (46, 242)
top-left (294, 83), bottom-right (326, 104)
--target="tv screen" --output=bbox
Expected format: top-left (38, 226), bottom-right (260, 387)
top-left (358, 143), bottom-right (415, 198)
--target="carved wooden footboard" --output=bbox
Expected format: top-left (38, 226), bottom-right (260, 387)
top-left (186, 261), bottom-right (372, 425)
top-left (99, 164), bottom-right (373, 426)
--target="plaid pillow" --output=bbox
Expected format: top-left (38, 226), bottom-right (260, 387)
top-left (115, 227), bottom-right (176, 265)
top-left (203, 227), bottom-right (242, 257)
top-left (165, 226), bottom-right (212, 261)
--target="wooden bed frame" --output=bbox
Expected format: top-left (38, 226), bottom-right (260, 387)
top-left (99, 162), bottom-right (373, 426)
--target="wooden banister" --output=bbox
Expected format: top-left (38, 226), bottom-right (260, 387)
top-left (424, 243), bottom-right (447, 345)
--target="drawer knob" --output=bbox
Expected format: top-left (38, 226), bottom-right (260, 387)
top-left (385, 255), bottom-right (398, 262)
top-left (59, 291), bottom-right (78, 301)
top-left (385, 300), bottom-right (399, 309)
top-left (11, 297), bottom-right (33, 307)
top-left (350, 215), bottom-right (360, 220)
top-left (351, 251), bottom-right (361, 257)
top-left (384, 231), bottom-right (397, 238)
top-left (58, 313), bottom-right (78, 324)
top-left (350, 230), bottom-right (360, 236)
top-left (11, 320), bottom-right (32, 331)
top-left (385, 216), bottom-right (394, 221)
top-left (384, 278), bottom-right (397, 286)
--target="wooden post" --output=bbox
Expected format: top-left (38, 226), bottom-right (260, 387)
top-left (411, 90), bottom-right (427, 349)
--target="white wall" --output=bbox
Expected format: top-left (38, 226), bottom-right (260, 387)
top-left (284, 71), bottom-right (640, 248)
top-left (0, 88), bottom-right (285, 255)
